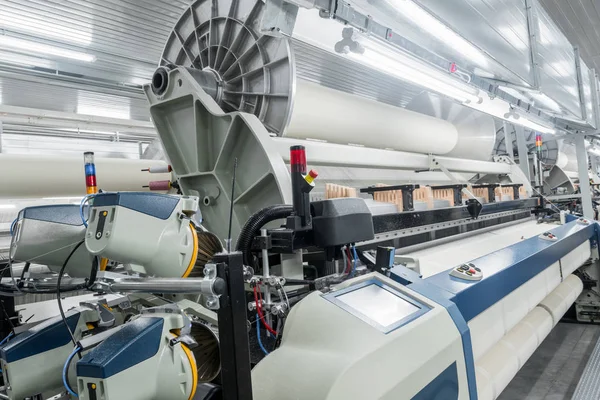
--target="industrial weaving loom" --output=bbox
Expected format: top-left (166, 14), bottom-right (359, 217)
top-left (0, 0), bottom-right (598, 399)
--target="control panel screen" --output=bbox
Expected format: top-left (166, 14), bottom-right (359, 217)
top-left (336, 284), bottom-right (420, 327)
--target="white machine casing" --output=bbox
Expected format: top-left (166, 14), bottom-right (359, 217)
top-left (85, 194), bottom-right (199, 278)
top-left (1, 307), bottom-right (100, 400)
top-left (252, 273), bottom-right (470, 399)
top-left (76, 313), bottom-right (197, 400)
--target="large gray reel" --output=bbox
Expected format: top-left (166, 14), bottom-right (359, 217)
top-left (144, 67), bottom-right (292, 244)
top-left (160, 0), bottom-right (295, 134)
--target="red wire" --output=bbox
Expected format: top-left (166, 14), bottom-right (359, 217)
top-left (254, 285), bottom-right (277, 335)
top-left (345, 247), bottom-right (353, 274)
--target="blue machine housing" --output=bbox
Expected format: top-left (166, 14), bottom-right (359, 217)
top-left (1, 311), bottom-right (80, 363)
top-left (389, 219), bottom-right (600, 400)
top-left (19, 205), bottom-right (85, 227)
top-left (91, 193), bottom-right (179, 220)
top-left (77, 317), bottom-right (164, 379)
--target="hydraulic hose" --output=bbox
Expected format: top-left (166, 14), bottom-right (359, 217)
top-left (236, 205), bottom-right (293, 265)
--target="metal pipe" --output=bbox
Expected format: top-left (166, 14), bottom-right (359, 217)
top-left (273, 137), bottom-right (512, 175)
top-left (515, 125), bottom-right (531, 182)
top-left (575, 135), bottom-right (594, 218)
top-left (503, 122), bottom-right (514, 161)
top-left (106, 277), bottom-right (215, 294)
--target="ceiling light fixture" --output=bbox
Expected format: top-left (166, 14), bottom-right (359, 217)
top-left (348, 40), bottom-right (482, 104)
top-left (504, 110), bottom-right (556, 134)
top-left (386, 0), bottom-right (488, 66)
top-left (0, 36), bottom-right (96, 62)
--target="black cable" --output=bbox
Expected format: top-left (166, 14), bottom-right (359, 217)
top-left (235, 205), bottom-right (293, 265)
top-left (227, 158), bottom-right (238, 252)
top-left (0, 300), bottom-right (15, 333)
top-left (57, 240), bottom-right (85, 349)
top-left (86, 256), bottom-right (99, 290)
top-left (282, 278), bottom-right (315, 285)
top-left (18, 262), bottom-right (30, 288)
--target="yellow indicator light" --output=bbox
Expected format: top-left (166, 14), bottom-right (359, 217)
top-left (305, 169), bottom-right (318, 185)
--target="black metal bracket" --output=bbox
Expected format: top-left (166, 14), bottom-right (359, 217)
top-left (498, 183), bottom-right (523, 200)
top-left (213, 251), bottom-right (253, 400)
top-left (466, 199), bottom-right (484, 219)
top-left (473, 184), bottom-right (500, 203)
top-left (360, 184), bottom-right (420, 211)
top-left (432, 184), bottom-right (467, 206)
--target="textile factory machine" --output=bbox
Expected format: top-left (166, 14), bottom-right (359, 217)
top-left (1, 0), bottom-right (599, 399)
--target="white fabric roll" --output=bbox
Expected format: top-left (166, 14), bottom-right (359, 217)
top-left (285, 80), bottom-right (459, 154)
top-left (476, 341), bottom-right (520, 400)
top-left (470, 271), bottom-right (549, 362)
top-left (561, 241), bottom-right (591, 276)
top-left (520, 307), bottom-right (554, 345)
top-left (466, 237), bottom-right (589, 363)
top-left (0, 154), bottom-right (170, 198)
top-left (469, 301), bottom-right (505, 361)
top-left (475, 275), bottom-right (583, 399)
top-left (538, 275), bottom-right (584, 325)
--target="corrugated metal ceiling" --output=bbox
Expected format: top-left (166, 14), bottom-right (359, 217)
top-left (0, 73), bottom-right (150, 120)
top-left (0, 0), bottom-right (597, 138)
top-left (0, 0), bottom-right (193, 144)
top-left (539, 0), bottom-right (600, 74)
top-left (0, 0), bottom-right (190, 82)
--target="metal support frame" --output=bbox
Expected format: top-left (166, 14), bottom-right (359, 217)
top-left (503, 121), bottom-right (514, 161)
top-left (574, 47), bottom-right (588, 122)
top-left (427, 156), bottom-right (479, 203)
top-left (514, 125), bottom-right (531, 183)
top-left (575, 135), bottom-right (594, 219)
top-left (300, 0), bottom-right (562, 130)
top-left (592, 156), bottom-right (599, 176)
top-left (360, 184), bottom-right (420, 211)
top-left (524, 0), bottom-right (541, 89)
top-left (473, 184), bottom-right (500, 203)
top-left (214, 251), bottom-right (253, 400)
top-left (430, 184), bottom-right (467, 206)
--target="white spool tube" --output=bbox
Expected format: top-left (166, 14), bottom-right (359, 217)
top-left (0, 154), bottom-right (171, 198)
top-left (285, 81), bottom-right (459, 155)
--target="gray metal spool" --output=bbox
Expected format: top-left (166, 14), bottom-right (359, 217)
top-left (160, 0), bottom-right (295, 134)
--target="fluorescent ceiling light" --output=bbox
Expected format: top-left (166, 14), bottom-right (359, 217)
top-left (0, 50), bottom-right (55, 69)
top-left (348, 40), bottom-right (481, 104)
top-left (77, 92), bottom-right (131, 120)
top-left (77, 104), bottom-right (130, 120)
top-left (505, 112), bottom-right (556, 134)
top-left (0, 204), bottom-right (16, 209)
top-left (386, 0), bottom-right (488, 66)
top-left (130, 77), bottom-right (150, 86)
top-left (0, 36), bottom-right (96, 62)
top-left (589, 147), bottom-right (600, 157)
top-left (0, 14), bottom-right (92, 45)
top-left (530, 92), bottom-right (562, 113)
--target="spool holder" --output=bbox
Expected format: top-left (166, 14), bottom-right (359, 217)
top-left (431, 184), bottom-right (468, 206)
top-left (473, 184), bottom-right (500, 203)
top-left (360, 184), bottom-right (421, 211)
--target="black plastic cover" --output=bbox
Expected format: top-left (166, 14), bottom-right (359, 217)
top-left (311, 198), bottom-right (374, 247)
